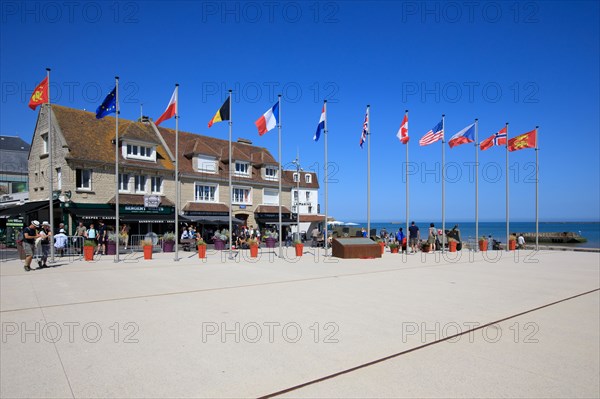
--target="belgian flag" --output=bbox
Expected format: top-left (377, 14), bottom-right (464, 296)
top-left (208, 97), bottom-right (230, 128)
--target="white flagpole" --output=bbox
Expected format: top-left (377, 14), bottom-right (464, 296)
top-left (47, 67), bottom-right (55, 263)
top-left (535, 126), bottom-right (539, 251)
top-left (278, 94), bottom-right (283, 258)
top-left (324, 100), bottom-right (328, 255)
top-left (228, 90), bottom-right (234, 260)
top-left (174, 84), bottom-right (180, 262)
top-left (475, 118), bottom-right (479, 251)
top-left (441, 114), bottom-right (445, 253)
top-left (367, 105), bottom-right (371, 239)
top-left (115, 76), bottom-right (120, 262)
top-left (506, 122), bottom-right (510, 251)
top-left (405, 110), bottom-right (409, 253)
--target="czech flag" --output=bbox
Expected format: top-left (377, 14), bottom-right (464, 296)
top-left (448, 123), bottom-right (475, 148)
top-left (254, 102), bottom-right (279, 135)
top-left (314, 105), bottom-right (326, 142)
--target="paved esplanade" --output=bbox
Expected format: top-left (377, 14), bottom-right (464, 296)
top-left (1, 249), bottom-right (598, 398)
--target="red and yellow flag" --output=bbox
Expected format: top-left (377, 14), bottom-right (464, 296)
top-left (29, 76), bottom-right (49, 110)
top-left (507, 129), bottom-right (537, 152)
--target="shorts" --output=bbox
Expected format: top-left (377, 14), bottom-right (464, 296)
top-left (409, 237), bottom-right (418, 246)
top-left (23, 242), bottom-right (35, 256)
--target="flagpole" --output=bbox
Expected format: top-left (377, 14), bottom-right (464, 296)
top-left (506, 122), bottom-right (510, 251)
top-left (115, 76), bottom-right (120, 262)
top-left (366, 105), bottom-right (371, 239)
top-left (278, 94), bottom-right (283, 258)
top-left (405, 110), bottom-right (409, 254)
top-left (47, 67), bottom-right (55, 263)
top-left (535, 125), bottom-right (539, 251)
top-left (228, 90), bottom-right (234, 260)
top-left (441, 113), bottom-right (445, 253)
top-left (475, 118), bottom-right (479, 252)
top-left (174, 84), bottom-right (180, 262)
top-left (324, 100), bottom-right (328, 255)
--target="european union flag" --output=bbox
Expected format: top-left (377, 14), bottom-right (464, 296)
top-left (96, 86), bottom-right (117, 119)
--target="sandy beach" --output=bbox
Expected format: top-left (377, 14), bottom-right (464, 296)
top-left (1, 248), bottom-right (598, 398)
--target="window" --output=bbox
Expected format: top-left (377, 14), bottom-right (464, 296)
top-left (263, 189), bottom-right (278, 205)
top-left (41, 134), bottom-right (48, 154)
top-left (76, 169), bottom-right (92, 190)
top-left (198, 155), bottom-right (217, 174)
top-left (292, 205), bottom-right (297, 213)
top-left (293, 173), bottom-right (299, 182)
top-left (195, 184), bottom-right (217, 202)
top-left (232, 187), bottom-right (251, 204)
top-left (124, 143), bottom-right (155, 161)
top-left (151, 176), bottom-right (162, 194)
top-left (265, 166), bottom-right (278, 180)
top-left (305, 191), bottom-right (310, 201)
top-left (234, 161), bottom-right (250, 176)
top-left (135, 175), bottom-right (147, 193)
top-left (305, 174), bottom-right (312, 183)
top-left (308, 205), bottom-right (313, 213)
top-left (56, 168), bottom-right (61, 190)
top-left (118, 173), bottom-right (130, 192)
top-left (293, 190), bottom-right (299, 201)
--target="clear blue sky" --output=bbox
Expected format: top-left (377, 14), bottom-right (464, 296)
top-left (1, 1), bottom-right (598, 222)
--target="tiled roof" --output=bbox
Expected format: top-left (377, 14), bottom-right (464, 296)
top-left (108, 194), bottom-right (174, 206)
top-left (300, 214), bottom-right (325, 222)
top-left (281, 171), bottom-right (320, 189)
top-left (182, 203), bottom-right (229, 213)
top-left (254, 205), bottom-right (292, 214)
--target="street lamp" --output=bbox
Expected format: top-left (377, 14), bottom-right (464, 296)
top-left (291, 153), bottom-right (303, 241)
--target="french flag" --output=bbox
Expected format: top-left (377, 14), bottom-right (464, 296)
top-left (255, 102), bottom-right (279, 136)
top-left (314, 105), bottom-right (326, 142)
top-left (448, 123), bottom-right (476, 148)
top-left (155, 87), bottom-right (177, 126)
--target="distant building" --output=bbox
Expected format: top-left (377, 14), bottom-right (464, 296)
top-left (0, 136), bottom-right (29, 206)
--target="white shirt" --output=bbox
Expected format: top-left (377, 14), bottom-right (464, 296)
top-left (54, 233), bottom-right (68, 248)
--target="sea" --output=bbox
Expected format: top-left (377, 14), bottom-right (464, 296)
top-left (347, 221), bottom-right (600, 249)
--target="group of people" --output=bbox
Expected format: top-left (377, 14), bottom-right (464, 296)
top-left (376, 222), bottom-right (463, 254)
top-left (21, 220), bottom-right (73, 271)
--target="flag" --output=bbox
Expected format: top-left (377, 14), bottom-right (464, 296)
top-left (255, 102), bottom-right (279, 135)
top-left (95, 86), bottom-right (117, 119)
top-left (359, 108), bottom-right (368, 148)
top-left (155, 88), bottom-right (177, 126)
top-left (480, 126), bottom-right (507, 151)
top-left (448, 123), bottom-right (476, 148)
top-left (208, 97), bottom-right (230, 128)
top-left (508, 129), bottom-right (536, 152)
top-left (314, 105), bottom-right (325, 142)
top-left (29, 76), bottom-right (49, 110)
top-left (396, 114), bottom-right (409, 144)
top-left (419, 120), bottom-right (444, 146)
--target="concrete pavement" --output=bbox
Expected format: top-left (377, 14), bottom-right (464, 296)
top-left (1, 248), bottom-right (598, 398)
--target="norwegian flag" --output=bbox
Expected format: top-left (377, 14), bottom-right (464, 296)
top-left (480, 126), bottom-right (507, 151)
top-left (396, 113), bottom-right (409, 144)
top-left (359, 108), bottom-right (368, 148)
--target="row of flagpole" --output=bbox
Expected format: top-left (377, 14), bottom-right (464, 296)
top-left (29, 70), bottom-right (539, 261)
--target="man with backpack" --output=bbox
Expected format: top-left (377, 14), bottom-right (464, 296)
top-left (22, 220), bottom-right (41, 272)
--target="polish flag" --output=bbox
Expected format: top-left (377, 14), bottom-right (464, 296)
top-left (396, 113), bottom-right (409, 144)
top-left (254, 102), bottom-right (279, 135)
top-left (155, 87), bottom-right (177, 126)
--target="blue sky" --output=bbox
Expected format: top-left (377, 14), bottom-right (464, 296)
top-left (1, 1), bottom-right (599, 222)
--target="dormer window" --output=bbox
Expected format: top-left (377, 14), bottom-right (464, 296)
top-left (265, 166), bottom-right (278, 180)
top-left (234, 161), bottom-right (250, 177)
top-left (293, 173), bottom-right (299, 182)
top-left (305, 174), bottom-right (312, 183)
top-left (198, 155), bottom-right (217, 174)
top-left (123, 142), bottom-right (156, 161)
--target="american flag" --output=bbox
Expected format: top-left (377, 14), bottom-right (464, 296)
top-left (419, 120), bottom-right (444, 146)
top-left (480, 126), bottom-right (507, 151)
top-left (359, 108), bottom-right (368, 148)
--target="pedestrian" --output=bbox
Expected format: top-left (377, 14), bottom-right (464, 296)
top-left (96, 220), bottom-right (107, 255)
top-left (121, 224), bottom-right (130, 249)
top-left (396, 228), bottom-right (405, 253)
top-left (361, 227), bottom-right (367, 237)
top-left (427, 223), bottom-right (438, 252)
top-left (408, 221), bottom-right (420, 253)
top-left (54, 228), bottom-right (68, 257)
top-left (22, 220), bottom-right (41, 271)
top-left (518, 233), bottom-right (526, 249)
top-left (38, 221), bottom-right (53, 268)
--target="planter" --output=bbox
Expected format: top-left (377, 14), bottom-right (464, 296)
top-left (198, 245), bottom-right (206, 259)
top-left (106, 241), bottom-right (116, 255)
top-left (83, 246), bottom-right (94, 261)
top-left (509, 240), bottom-right (516, 251)
top-left (449, 241), bottom-right (457, 252)
top-left (265, 237), bottom-right (277, 249)
top-left (378, 242), bottom-right (385, 254)
top-left (295, 243), bottom-right (304, 257)
top-left (213, 238), bottom-right (225, 251)
top-left (390, 247), bottom-right (399, 254)
top-left (422, 244), bottom-right (431, 253)
top-left (249, 244), bottom-right (259, 258)
top-left (143, 245), bottom-right (153, 260)
top-left (163, 241), bottom-right (175, 253)
top-left (479, 240), bottom-right (488, 251)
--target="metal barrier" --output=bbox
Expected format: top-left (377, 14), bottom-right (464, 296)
top-left (31, 235), bottom-right (84, 262)
top-left (129, 234), bottom-right (163, 253)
